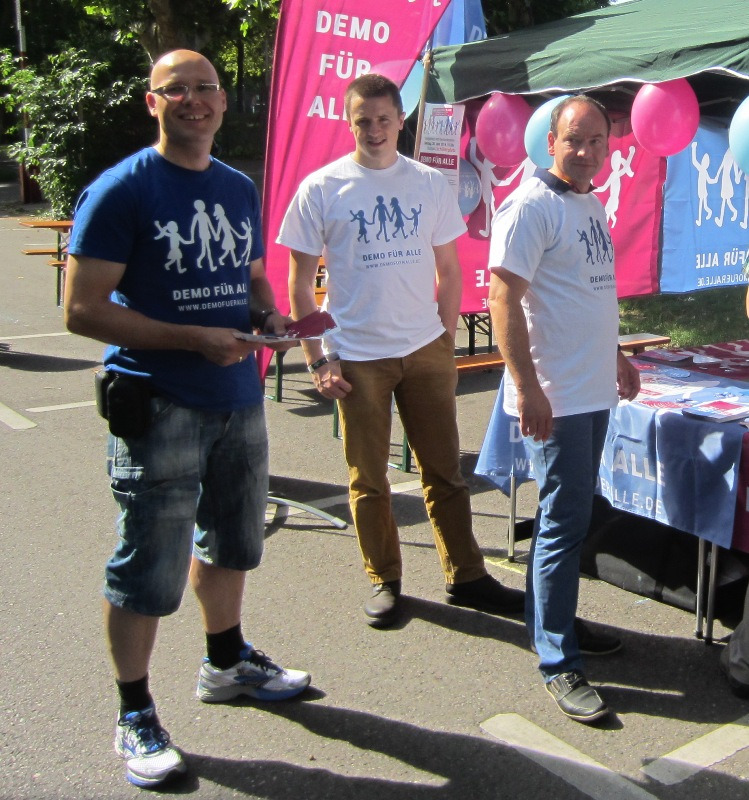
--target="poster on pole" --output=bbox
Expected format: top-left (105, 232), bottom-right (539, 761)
top-left (416, 103), bottom-right (465, 196)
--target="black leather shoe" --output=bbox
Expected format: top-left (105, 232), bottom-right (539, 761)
top-left (575, 619), bottom-right (623, 656)
top-left (530, 619), bottom-right (622, 656)
top-left (364, 580), bottom-right (402, 628)
top-left (445, 574), bottom-right (525, 615)
top-left (545, 671), bottom-right (610, 723)
top-left (720, 643), bottom-right (749, 698)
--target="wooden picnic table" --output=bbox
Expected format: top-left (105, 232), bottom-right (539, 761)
top-left (19, 219), bottom-right (73, 307)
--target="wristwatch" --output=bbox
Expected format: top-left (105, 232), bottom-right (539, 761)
top-left (256, 308), bottom-right (278, 331)
top-left (307, 352), bottom-right (340, 373)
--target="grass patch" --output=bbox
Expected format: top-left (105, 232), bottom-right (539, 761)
top-left (619, 286), bottom-right (747, 347)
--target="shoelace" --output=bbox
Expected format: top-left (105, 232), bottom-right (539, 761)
top-left (247, 648), bottom-right (281, 674)
top-left (559, 671), bottom-right (586, 691)
top-left (125, 713), bottom-right (168, 754)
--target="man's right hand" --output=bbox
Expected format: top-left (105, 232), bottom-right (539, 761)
top-left (194, 327), bottom-right (262, 366)
top-left (517, 385), bottom-right (553, 442)
top-left (311, 360), bottom-right (352, 399)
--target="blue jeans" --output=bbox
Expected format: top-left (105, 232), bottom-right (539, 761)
top-left (523, 410), bottom-right (610, 681)
top-left (104, 399), bottom-right (268, 616)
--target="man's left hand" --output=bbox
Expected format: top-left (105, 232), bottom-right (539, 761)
top-left (616, 350), bottom-right (641, 401)
top-left (262, 311), bottom-right (299, 353)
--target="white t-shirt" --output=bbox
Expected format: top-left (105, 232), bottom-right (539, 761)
top-left (277, 153), bottom-right (467, 360)
top-left (489, 171), bottom-right (619, 418)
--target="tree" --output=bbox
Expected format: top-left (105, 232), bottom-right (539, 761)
top-left (78, 0), bottom-right (279, 66)
top-left (484, 0), bottom-right (609, 35)
top-left (0, 47), bottom-right (146, 216)
top-left (77, 1), bottom-right (280, 111)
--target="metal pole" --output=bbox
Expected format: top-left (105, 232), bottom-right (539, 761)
top-left (14, 0), bottom-right (41, 203)
top-left (508, 474), bottom-right (517, 562)
top-left (413, 50), bottom-right (432, 158)
top-left (14, 0), bottom-right (29, 145)
top-left (695, 537), bottom-right (706, 638)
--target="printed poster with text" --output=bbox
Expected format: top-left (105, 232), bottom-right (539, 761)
top-left (416, 102), bottom-right (465, 197)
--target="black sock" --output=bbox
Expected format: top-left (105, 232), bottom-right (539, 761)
top-left (206, 624), bottom-right (245, 670)
top-left (116, 675), bottom-right (153, 717)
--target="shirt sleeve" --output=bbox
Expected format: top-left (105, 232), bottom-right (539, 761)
top-left (488, 194), bottom-right (551, 283)
top-left (276, 179), bottom-right (325, 256)
top-left (68, 177), bottom-right (138, 264)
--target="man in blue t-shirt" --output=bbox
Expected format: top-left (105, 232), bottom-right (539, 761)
top-left (65, 49), bottom-right (310, 789)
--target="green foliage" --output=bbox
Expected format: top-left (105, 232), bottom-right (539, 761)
top-left (0, 47), bottom-right (145, 216)
top-left (78, 0), bottom-right (279, 64)
top-left (619, 287), bottom-right (748, 347)
top-left (485, 0), bottom-right (609, 35)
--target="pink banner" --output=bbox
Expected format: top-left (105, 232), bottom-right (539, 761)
top-left (456, 101), bottom-right (664, 313)
top-left (262, 0), bottom-right (452, 317)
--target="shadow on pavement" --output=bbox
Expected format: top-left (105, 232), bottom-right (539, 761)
top-left (0, 349), bottom-right (100, 372)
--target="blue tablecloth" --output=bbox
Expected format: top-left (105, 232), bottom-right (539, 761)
top-left (476, 366), bottom-right (747, 548)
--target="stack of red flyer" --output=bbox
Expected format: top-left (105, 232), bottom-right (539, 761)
top-left (682, 399), bottom-right (749, 422)
top-left (234, 309), bottom-right (337, 343)
top-left (284, 309), bottom-right (337, 339)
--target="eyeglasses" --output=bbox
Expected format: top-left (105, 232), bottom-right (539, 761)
top-left (150, 83), bottom-right (221, 102)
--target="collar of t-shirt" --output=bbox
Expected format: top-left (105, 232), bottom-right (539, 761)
top-left (535, 168), bottom-right (596, 195)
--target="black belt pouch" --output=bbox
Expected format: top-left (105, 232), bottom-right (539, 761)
top-left (95, 369), bottom-right (153, 439)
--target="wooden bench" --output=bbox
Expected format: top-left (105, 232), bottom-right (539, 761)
top-left (453, 333), bottom-right (670, 374)
top-left (455, 351), bottom-right (505, 374)
top-left (48, 259), bottom-right (66, 308)
top-left (22, 247), bottom-right (60, 256)
top-left (617, 332), bottom-right (671, 354)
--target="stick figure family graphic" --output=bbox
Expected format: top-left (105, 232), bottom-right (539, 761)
top-left (349, 195), bottom-right (423, 244)
top-left (577, 215), bottom-right (614, 265)
top-left (691, 142), bottom-right (749, 229)
top-left (153, 200), bottom-right (254, 273)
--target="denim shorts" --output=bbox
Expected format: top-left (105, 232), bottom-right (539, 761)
top-left (104, 398), bottom-right (269, 616)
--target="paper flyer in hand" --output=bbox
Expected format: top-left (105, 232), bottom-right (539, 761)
top-left (233, 309), bottom-right (338, 343)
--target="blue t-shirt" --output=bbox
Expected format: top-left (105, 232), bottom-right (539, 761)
top-left (69, 147), bottom-right (265, 410)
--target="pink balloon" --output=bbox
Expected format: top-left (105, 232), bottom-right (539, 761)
top-left (631, 79), bottom-right (700, 157)
top-left (475, 93), bottom-right (532, 166)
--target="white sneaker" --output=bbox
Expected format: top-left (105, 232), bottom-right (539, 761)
top-left (114, 705), bottom-right (186, 787)
top-left (197, 643), bottom-right (311, 703)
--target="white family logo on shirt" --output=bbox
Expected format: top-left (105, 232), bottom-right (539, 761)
top-left (153, 200), bottom-right (253, 273)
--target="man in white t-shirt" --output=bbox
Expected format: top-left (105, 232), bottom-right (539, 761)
top-left (488, 96), bottom-right (640, 724)
top-left (278, 74), bottom-right (524, 628)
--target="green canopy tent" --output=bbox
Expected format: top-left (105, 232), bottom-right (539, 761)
top-left (425, 0), bottom-right (749, 115)
top-left (418, 0), bottom-right (749, 300)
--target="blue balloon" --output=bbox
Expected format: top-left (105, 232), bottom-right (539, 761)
top-left (458, 158), bottom-right (481, 217)
top-left (524, 95), bottom-right (571, 168)
top-left (400, 60), bottom-right (424, 118)
top-left (729, 96), bottom-right (749, 174)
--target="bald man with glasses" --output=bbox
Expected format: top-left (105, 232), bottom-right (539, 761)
top-left (65, 50), bottom-right (309, 789)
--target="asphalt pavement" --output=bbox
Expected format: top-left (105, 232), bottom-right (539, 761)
top-left (2, 188), bottom-right (749, 800)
